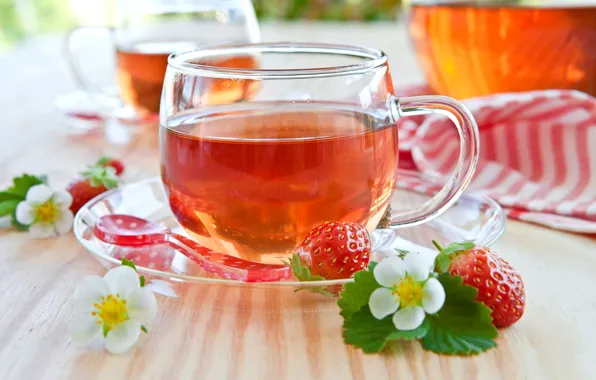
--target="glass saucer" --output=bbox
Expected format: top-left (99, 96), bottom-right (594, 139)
top-left (73, 174), bottom-right (505, 309)
top-left (54, 91), bottom-right (159, 141)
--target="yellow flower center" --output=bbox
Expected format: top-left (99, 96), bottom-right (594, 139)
top-left (36, 201), bottom-right (58, 223)
top-left (392, 275), bottom-right (423, 308)
top-left (92, 294), bottom-right (129, 330)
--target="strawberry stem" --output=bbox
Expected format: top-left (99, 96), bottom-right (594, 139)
top-left (432, 240), bottom-right (444, 251)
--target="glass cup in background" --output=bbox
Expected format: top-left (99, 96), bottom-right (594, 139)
top-left (58, 0), bottom-right (260, 131)
top-left (159, 43), bottom-right (480, 263)
top-left (404, 0), bottom-right (596, 99)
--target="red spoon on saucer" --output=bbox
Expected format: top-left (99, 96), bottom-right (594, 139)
top-left (94, 214), bottom-right (291, 282)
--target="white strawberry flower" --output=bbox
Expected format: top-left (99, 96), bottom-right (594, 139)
top-left (15, 184), bottom-right (74, 238)
top-left (369, 253), bottom-right (445, 331)
top-left (71, 266), bottom-right (157, 354)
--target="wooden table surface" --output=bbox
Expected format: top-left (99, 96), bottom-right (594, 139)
top-left (1, 22), bottom-right (596, 380)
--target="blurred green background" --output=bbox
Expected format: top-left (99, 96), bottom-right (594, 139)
top-left (254, 0), bottom-right (401, 21)
top-left (0, 0), bottom-right (401, 50)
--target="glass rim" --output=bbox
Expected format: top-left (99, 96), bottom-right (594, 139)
top-left (167, 42), bottom-right (388, 79)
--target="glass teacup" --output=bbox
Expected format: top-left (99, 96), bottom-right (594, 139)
top-left (61, 0), bottom-right (260, 126)
top-left (159, 43), bottom-right (480, 262)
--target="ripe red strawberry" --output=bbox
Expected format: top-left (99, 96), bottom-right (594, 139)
top-left (96, 155), bottom-right (125, 176)
top-left (290, 221), bottom-right (371, 281)
top-left (434, 241), bottom-right (525, 328)
top-left (67, 165), bottom-right (120, 214)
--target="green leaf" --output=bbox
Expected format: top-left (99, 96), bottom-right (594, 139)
top-left (294, 284), bottom-right (336, 297)
top-left (438, 241), bottom-right (475, 256)
top-left (139, 275), bottom-right (145, 287)
top-left (287, 254), bottom-right (339, 297)
top-left (432, 240), bottom-right (476, 273)
top-left (82, 166), bottom-right (119, 189)
top-left (289, 255), bottom-right (374, 298)
top-left (95, 155), bottom-right (112, 166)
top-left (422, 273), bottom-right (498, 355)
top-left (4, 174), bottom-right (47, 198)
top-left (337, 263), bottom-right (379, 319)
top-left (288, 253), bottom-right (312, 281)
top-left (0, 191), bottom-right (23, 202)
top-left (343, 306), bottom-right (429, 353)
top-left (121, 258), bottom-right (137, 271)
top-left (0, 199), bottom-right (20, 217)
top-left (103, 324), bottom-right (110, 338)
top-left (436, 254), bottom-right (451, 273)
top-left (141, 325), bottom-right (148, 333)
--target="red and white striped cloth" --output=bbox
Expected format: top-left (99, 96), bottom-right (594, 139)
top-left (396, 87), bottom-right (596, 233)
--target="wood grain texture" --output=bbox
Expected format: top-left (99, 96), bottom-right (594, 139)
top-left (1, 23), bottom-right (596, 380)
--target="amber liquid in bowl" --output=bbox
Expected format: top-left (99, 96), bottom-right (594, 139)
top-left (160, 103), bottom-right (399, 261)
top-left (408, 3), bottom-right (596, 98)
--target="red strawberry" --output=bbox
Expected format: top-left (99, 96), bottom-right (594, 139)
top-left (96, 155), bottom-right (125, 176)
top-left (67, 165), bottom-right (120, 214)
top-left (434, 241), bottom-right (525, 328)
top-left (290, 221), bottom-right (371, 281)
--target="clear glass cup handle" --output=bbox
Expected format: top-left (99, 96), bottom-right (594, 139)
top-left (389, 95), bottom-right (480, 227)
top-left (63, 26), bottom-right (115, 96)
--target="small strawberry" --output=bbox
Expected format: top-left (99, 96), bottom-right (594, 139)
top-left (290, 221), bottom-right (372, 281)
top-left (96, 155), bottom-right (125, 176)
top-left (433, 241), bottom-right (525, 328)
top-left (67, 165), bottom-right (120, 214)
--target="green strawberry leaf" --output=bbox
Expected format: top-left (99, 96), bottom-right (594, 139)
top-left (435, 241), bottom-right (475, 256)
top-left (337, 262), bottom-right (379, 319)
top-left (0, 174), bottom-right (49, 231)
top-left (121, 257), bottom-right (137, 272)
top-left (287, 253), bottom-right (312, 281)
top-left (343, 306), bottom-right (429, 353)
top-left (435, 254), bottom-right (451, 273)
top-left (432, 240), bottom-right (475, 273)
top-left (5, 174), bottom-right (47, 198)
top-left (287, 254), bottom-right (340, 297)
top-left (82, 166), bottom-right (119, 189)
top-left (0, 191), bottom-right (24, 202)
top-left (422, 273), bottom-right (498, 355)
top-left (0, 199), bottom-right (20, 217)
top-left (95, 155), bottom-right (112, 166)
top-left (139, 275), bottom-right (146, 287)
top-left (140, 325), bottom-right (148, 333)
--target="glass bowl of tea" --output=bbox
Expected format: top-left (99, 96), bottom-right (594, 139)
top-left (404, 0), bottom-right (596, 98)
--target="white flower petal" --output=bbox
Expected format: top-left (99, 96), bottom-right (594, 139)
top-left (26, 184), bottom-right (53, 203)
top-left (422, 277), bottom-right (446, 314)
top-left (403, 252), bottom-right (431, 282)
top-left (74, 275), bottom-right (109, 311)
top-left (392, 306), bottom-right (426, 331)
top-left (373, 256), bottom-right (406, 288)
top-left (127, 287), bottom-right (158, 323)
top-left (70, 312), bottom-right (101, 346)
top-left (105, 320), bottom-right (142, 354)
top-left (15, 201), bottom-right (34, 225)
top-left (53, 190), bottom-right (73, 208)
top-left (104, 266), bottom-right (140, 298)
top-left (55, 209), bottom-right (74, 235)
top-left (369, 287), bottom-right (400, 320)
top-left (28, 222), bottom-right (56, 238)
